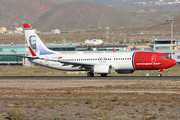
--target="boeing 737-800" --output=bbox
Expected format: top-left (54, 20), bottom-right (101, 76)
top-left (22, 23), bottom-right (177, 77)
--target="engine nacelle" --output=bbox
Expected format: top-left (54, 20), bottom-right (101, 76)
top-left (94, 64), bottom-right (113, 74)
top-left (116, 70), bottom-right (134, 74)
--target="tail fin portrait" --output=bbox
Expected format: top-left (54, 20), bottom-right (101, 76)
top-left (23, 23), bottom-right (57, 56)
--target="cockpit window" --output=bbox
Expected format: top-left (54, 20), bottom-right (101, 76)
top-left (161, 56), bottom-right (169, 59)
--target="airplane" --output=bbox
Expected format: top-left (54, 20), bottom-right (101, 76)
top-left (22, 23), bottom-right (177, 77)
top-left (84, 39), bottom-right (103, 45)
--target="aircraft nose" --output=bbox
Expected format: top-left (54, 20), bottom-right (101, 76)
top-left (170, 59), bottom-right (177, 66)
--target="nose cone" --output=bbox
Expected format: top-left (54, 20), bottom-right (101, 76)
top-left (170, 59), bottom-right (177, 67)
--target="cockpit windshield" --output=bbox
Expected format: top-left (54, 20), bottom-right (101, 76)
top-left (161, 56), bottom-right (169, 59)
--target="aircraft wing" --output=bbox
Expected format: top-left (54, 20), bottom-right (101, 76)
top-left (60, 61), bottom-right (94, 67)
top-left (41, 58), bottom-right (94, 67)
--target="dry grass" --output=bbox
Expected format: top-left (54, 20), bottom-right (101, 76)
top-left (1, 82), bottom-right (180, 120)
top-left (0, 99), bottom-right (178, 120)
top-left (0, 64), bottom-right (179, 76)
top-left (0, 79), bottom-right (180, 100)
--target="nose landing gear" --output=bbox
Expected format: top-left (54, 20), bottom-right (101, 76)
top-left (158, 72), bottom-right (162, 77)
top-left (158, 68), bottom-right (167, 77)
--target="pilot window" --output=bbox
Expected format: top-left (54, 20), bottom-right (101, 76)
top-left (161, 56), bottom-right (169, 59)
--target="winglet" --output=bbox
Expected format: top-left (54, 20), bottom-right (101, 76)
top-left (113, 48), bottom-right (116, 52)
top-left (28, 46), bottom-right (37, 56)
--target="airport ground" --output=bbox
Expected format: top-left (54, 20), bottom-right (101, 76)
top-left (0, 78), bottom-right (180, 120)
top-left (0, 66), bottom-right (180, 120)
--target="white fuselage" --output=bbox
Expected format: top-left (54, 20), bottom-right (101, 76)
top-left (31, 52), bottom-right (135, 71)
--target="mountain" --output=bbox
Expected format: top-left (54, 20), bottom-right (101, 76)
top-left (124, 3), bottom-right (180, 13)
top-left (53, 0), bottom-right (180, 13)
top-left (153, 15), bottom-right (180, 32)
top-left (0, 0), bottom-right (56, 29)
top-left (0, 0), bottom-right (179, 31)
top-left (53, 0), bottom-right (159, 5)
top-left (34, 1), bottom-right (145, 30)
top-left (129, 14), bottom-right (180, 32)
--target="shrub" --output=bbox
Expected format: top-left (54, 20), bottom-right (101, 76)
top-left (75, 112), bottom-right (81, 116)
top-left (94, 117), bottom-right (109, 120)
top-left (151, 111), bottom-right (160, 119)
top-left (52, 115), bottom-right (60, 120)
top-left (159, 106), bottom-right (165, 111)
top-left (6, 108), bottom-right (26, 120)
top-left (123, 101), bottom-right (130, 106)
top-left (113, 96), bottom-right (119, 101)
top-left (120, 118), bottom-right (128, 120)
top-left (86, 98), bottom-right (93, 104)
top-left (66, 88), bottom-right (71, 94)
top-left (114, 118), bottom-right (128, 120)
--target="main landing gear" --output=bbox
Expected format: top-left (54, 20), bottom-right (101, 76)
top-left (87, 71), bottom-right (94, 77)
top-left (87, 72), bottom-right (108, 77)
top-left (101, 74), bottom-right (107, 77)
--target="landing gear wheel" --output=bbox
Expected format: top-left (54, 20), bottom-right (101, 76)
top-left (158, 73), bottom-right (162, 77)
top-left (101, 74), bottom-right (107, 77)
top-left (87, 72), bottom-right (94, 77)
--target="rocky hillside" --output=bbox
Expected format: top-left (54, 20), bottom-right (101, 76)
top-left (0, 0), bottom-right (179, 31)
top-left (129, 14), bottom-right (180, 32)
top-left (0, 0), bottom-right (56, 29)
top-left (34, 1), bottom-right (145, 30)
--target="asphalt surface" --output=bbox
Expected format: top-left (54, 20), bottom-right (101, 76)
top-left (0, 76), bottom-right (180, 80)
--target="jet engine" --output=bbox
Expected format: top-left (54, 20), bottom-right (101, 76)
top-left (94, 64), bottom-right (113, 74)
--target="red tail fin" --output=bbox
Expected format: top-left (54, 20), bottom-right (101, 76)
top-left (113, 48), bottom-right (116, 52)
top-left (23, 24), bottom-right (31, 29)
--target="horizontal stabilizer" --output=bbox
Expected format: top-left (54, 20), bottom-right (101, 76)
top-left (5, 54), bottom-right (39, 59)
